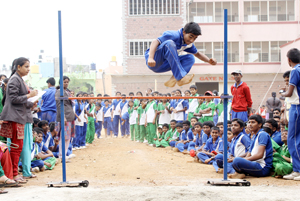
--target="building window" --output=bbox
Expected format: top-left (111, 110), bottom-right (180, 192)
top-left (244, 0), bottom-right (295, 22)
top-left (244, 41), bottom-right (288, 62)
top-left (187, 2), bottom-right (239, 23)
top-left (129, 0), bottom-right (180, 16)
top-left (195, 42), bottom-right (239, 63)
top-left (129, 40), bottom-right (152, 56)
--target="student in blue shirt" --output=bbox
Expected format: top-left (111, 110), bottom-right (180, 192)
top-left (171, 89), bottom-right (189, 123)
top-left (37, 120), bottom-right (54, 151)
top-left (265, 118), bottom-right (283, 146)
top-left (214, 118), bottom-right (250, 174)
top-left (197, 127), bottom-right (220, 164)
top-left (272, 116), bottom-right (284, 146)
top-left (280, 48), bottom-right (300, 180)
top-left (120, 94), bottom-right (129, 138)
top-left (145, 22), bottom-right (217, 87)
top-left (196, 121), bottom-right (213, 152)
top-left (229, 115), bottom-right (273, 179)
top-left (111, 92), bottom-right (122, 137)
top-left (73, 93), bottom-right (85, 149)
top-left (174, 120), bottom-right (193, 153)
top-left (41, 78), bottom-right (57, 123)
top-left (103, 99), bottom-right (113, 138)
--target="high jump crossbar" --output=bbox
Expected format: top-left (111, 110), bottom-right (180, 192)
top-left (67, 96), bottom-right (222, 100)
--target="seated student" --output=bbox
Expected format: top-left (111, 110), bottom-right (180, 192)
top-left (164, 120), bottom-right (178, 146)
top-left (262, 123), bottom-right (293, 178)
top-left (49, 122), bottom-right (59, 152)
top-left (174, 121), bottom-right (193, 153)
top-left (265, 118), bottom-right (283, 146)
top-left (190, 117), bottom-right (198, 128)
top-left (154, 126), bottom-right (164, 147)
top-left (30, 129), bottom-right (56, 172)
top-left (229, 115), bottom-right (273, 179)
top-left (155, 124), bottom-right (170, 148)
top-left (196, 121), bottom-right (213, 152)
top-left (227, 120), bottom-right (232, 129)
top-left (188, 122), bottom-right (203, 153)
top-left (214, 118), bottom-right (251, 174)
top-left (272, 129), bottom-right (293, 178)
top-left (95, 102), bottom-right (103, 139)
top-left (273, 107), bottom-right (281, 118)
top-left (216, 122), bottom-right (224, 137)
top-left (272, 116), bottom-right (283, 146)
top-left (169, 123), bottom-right (183, 148)
top-left (227, 128), bottom-right (234, 145)
top-left (33, 117), bottom-right (40, 129)
top-left (196, 126), bottom-right (220, 164)
top-left (187, 127), bottom-right (197, 152)
top-left (38, 120), bottom-right (54, 151)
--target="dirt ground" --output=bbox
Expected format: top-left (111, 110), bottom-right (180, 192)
top-left (2, 135), bottom-right (300, 200)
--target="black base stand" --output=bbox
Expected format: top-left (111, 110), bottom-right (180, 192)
top-left (207, 179), bottom-right (251, 186)
top-left (47, 180), bottom-right (89, 188)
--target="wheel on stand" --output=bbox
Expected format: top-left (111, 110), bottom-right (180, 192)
top-left (80, 180), bottom-right (89, 187)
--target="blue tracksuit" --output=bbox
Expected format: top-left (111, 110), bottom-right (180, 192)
top-left (144, 28), bottom-right (197, 81)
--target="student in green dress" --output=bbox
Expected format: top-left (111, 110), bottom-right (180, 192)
top-left (157, 95), bottom-right (171, 127)
top-left (164, 120), bottom-right (178, 145)
top-left (145, 94), bottom-right (158, 146)
top-left (137, 99), bottom-right (147, 143)
top-left (216, 93), bottom-right (232, 123)
top-left (194, 91), bottom-right (216, 123)
top-left (193, 95), bottom-right (205, 122)
top-left (273, 129), bottom-right (293, 178)
top-left (132, 91), bottom-right (142, 142)
top-left (154, 125), bottom-right (164, 147)
top-left (187, 85), bottom-right (199, 121)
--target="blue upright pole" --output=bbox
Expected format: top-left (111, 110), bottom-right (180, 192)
top-left (58, 10), bottom-right (67, 183)
top-left (223, 9), bottom-right (228, 181)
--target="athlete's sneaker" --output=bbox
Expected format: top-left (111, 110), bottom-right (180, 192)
top-left (283, 172), bottom-right (300, 180)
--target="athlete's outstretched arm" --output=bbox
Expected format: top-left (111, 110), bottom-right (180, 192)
top-left (148, 39), bottom-right (160, 67)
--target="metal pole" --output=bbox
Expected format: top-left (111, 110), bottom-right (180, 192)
top-left (58, 10), bottom-right (67, 183)
top-left (223, 9), bottom-right (228, 181)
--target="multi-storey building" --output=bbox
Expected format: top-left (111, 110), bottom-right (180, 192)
top-left (111, 0), bottom-right (300, 109)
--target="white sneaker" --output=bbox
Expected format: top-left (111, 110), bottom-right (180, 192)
top-left (68, 154), bottom-right (76, 159)
top-left (136, 140), bottom-right (139, 142)
top-left (283, 172), bottom-right (300, 180)
top-left (143, 140), bottom-right (148, 144)
top-left (72, 148), bottom-right (76, 151)
top-left (99, 136), bottom-right (103, 139)
top-left (81, 146), bottom-right (87, 149)
top-left (148, 144), bottom-right (153, 147)
top-left (114, 136), bottom-right (117, 138)
top-left (32, 167), bottom-right (40, 173)
top-left (86, 144), bottom-right (89, 146)
top-left (77, 147), bottom-right (82, 150)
